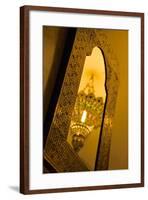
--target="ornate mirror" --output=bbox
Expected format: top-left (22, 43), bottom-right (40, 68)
top-left (43, 28), bottom-right (120, 172)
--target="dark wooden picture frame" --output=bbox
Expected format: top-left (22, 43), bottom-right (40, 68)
top-left (20, 5), bottom-right (144, 194)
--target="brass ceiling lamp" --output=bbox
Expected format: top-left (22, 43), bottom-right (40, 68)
top-left (70, 75), bottom-right (104, 152)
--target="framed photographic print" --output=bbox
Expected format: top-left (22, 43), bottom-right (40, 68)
top-left (20, 5), bottom-right (144, 194)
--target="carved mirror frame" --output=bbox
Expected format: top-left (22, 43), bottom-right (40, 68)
top-left (44, 28), bottom-right (119, 172)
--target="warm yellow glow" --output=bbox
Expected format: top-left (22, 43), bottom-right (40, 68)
top-left (81, 110), bottom-right (87, 123)
top-left (78, 47), bottom-right (106, 102)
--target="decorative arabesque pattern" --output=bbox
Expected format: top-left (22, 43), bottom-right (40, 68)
top-left (44, 28), bottom-right (119, 172)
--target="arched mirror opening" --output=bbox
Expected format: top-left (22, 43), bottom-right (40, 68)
top-left (67, 47), bottom-right (107, 170)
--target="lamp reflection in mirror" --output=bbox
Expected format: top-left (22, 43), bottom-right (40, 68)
top-left (70, 74), bottom-right (105, 152)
